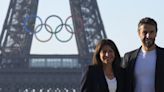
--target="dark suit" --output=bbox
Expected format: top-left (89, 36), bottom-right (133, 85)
top-left (121, 46), bottom-right (164, 92)
top-left (80, 65), bottom-right (124, 92)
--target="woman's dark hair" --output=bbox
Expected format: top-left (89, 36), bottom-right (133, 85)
top-left (92, 39), bottom-right (121, 72)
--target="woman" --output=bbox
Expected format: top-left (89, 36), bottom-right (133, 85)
top-left (80, 39), bottom-right (124, 92)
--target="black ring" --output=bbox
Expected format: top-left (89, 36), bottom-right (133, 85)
top-left (54, 24), bottom-right (74, 42)
top-left (44, 15), bottom-right (63, 34)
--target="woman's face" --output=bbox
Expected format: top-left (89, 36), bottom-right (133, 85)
top-left (99, 45), bottom-right (115, 64)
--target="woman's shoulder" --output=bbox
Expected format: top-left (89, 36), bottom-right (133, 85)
top-left (82, 64), bottom-right (102, 74)
top-left (88, 64), bottom-right (101, 69)
top-left (87, 65), bottom-right (102, 72)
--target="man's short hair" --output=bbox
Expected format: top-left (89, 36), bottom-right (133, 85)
top-left (138, 17), bottom-right (158, 32)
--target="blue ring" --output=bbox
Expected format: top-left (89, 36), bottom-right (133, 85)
top-left (23, 15), bottom-right (43, 33)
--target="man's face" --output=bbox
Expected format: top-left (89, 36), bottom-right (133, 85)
top-left (138, 24), bottom-right (157, 48)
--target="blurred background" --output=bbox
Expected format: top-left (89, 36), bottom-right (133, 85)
top-left (0, 0), bottom-right (163, 92)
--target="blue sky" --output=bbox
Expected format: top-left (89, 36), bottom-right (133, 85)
top-left (0, 0), bottom-right (164, 57)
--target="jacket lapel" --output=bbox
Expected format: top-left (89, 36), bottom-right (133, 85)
top-left (97, 66), bottom-right (109, 92)
top-left (129, 47), bottom-right (141, 73)
top-left (155, 46), bottom-right (163, 91)
top-left (128, 47), bottom-right (141, 91)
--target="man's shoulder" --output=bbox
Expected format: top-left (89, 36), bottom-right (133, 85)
top-left (121, 48), bottom-right (139, 68)
top-left (156, 46), bottom-right (164, 56)
top-left (157, 46), bottom-right (164, 51)
top-left (124, 48), bottom-right (139, 56)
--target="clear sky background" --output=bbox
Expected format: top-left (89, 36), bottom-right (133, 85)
top-left (0, 0), bottom-right (164, 57)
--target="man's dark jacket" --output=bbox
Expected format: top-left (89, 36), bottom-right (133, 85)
top-left (121, 46), bottom-right (164, 92)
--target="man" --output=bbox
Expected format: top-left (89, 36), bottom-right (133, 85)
top-left (121, 17), bottom-right (164, 92)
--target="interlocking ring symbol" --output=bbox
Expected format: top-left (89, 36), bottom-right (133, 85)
top-left (23, 14), bottom-right (83, 42)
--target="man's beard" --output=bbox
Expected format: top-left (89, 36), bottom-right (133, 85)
top-left (143, 38), bottom-right (155, 48)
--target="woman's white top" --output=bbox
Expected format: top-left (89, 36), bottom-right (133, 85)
top-left (105, 76), bottom-right (117, 92)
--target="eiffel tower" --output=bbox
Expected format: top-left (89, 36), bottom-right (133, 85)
top-left (0, 0), bottom-right (107, 92)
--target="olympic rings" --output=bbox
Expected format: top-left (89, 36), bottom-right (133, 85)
top-left (23, 14), bottom-right (84, 43)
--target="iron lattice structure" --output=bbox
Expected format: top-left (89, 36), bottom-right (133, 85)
top-left (0, 0), bottom-right (107, 91)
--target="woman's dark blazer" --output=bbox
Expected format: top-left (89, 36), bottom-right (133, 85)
top-left (80, 65), bottom-right (125, 92)
top-left (121, 46), bottom-right (164, 92)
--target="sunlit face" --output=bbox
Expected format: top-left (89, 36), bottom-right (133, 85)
top-left (99, 45), bottom-right (115, 64)
top-left (138, 24), bottom-right (157, 49)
